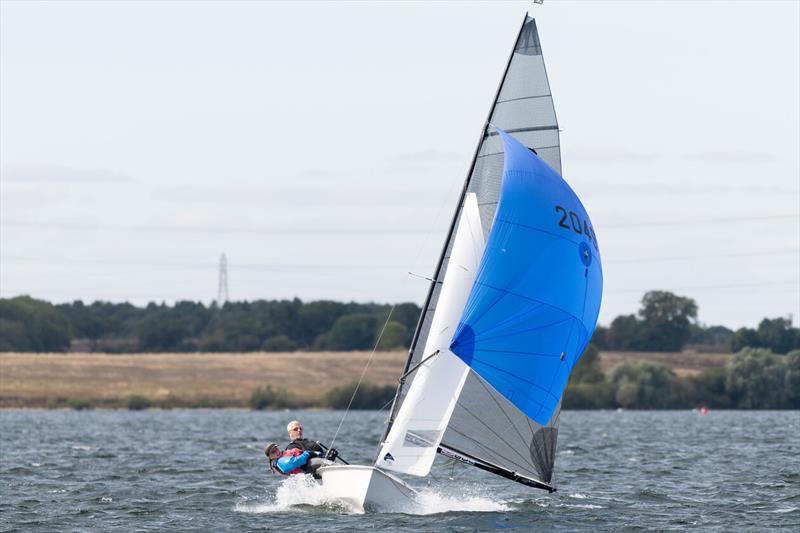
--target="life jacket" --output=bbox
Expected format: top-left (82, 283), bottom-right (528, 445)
top-left (275, 448), bottom-right (306, 475)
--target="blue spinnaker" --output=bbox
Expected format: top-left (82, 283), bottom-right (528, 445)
top-left (449, 128), bottom-right (603, 426)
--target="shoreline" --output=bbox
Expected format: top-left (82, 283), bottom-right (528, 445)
top-left (0, 351), bottom-right (406, 409)
top-left (0, 350), bottom-right (731, 409)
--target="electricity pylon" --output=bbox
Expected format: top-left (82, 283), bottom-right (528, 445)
top-left (217, 253), bottom-right (229, 304)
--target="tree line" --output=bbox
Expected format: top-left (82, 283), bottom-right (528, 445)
top-left (248, 381), bottom-right (395, 411)
top-left (565, 345), bottom-right (800, 410)
top-left (0, 296), bottom-right (420, 353)
top-left (0, 291), bottom-right (797, 354)
top-left (590, 291), bottom-right (799, 354)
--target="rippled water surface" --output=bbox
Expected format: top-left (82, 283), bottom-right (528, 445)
top-left (1, 410), bottom-right (798, 531)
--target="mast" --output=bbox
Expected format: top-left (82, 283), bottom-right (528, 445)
top-left (381, 12), bottom-right (530, 446)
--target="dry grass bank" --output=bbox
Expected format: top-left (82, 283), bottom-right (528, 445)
top-left (0, 349), bottom-right (731, 408)
top-left (0, 351), bottom-right (407, 408)
top-left (599, 351), bottom-right (730, 378)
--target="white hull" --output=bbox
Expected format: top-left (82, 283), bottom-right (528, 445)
top-left (318, 464), bottom-right (418, 512)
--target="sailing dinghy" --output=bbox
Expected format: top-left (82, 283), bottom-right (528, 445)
top-left (318, 13), bottom-right (603, 512)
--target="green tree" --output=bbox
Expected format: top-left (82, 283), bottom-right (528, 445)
top-left (730, 318), bottom-right (800, 354)
top-left (261, 334), bottom-right (298, 352)
top-left (688, 368), bottom-right (732, 408)
top-left (756, 317), bottom-right (798, 354)
top-left (391, 303), bottom-right (421, 346)
top-left (323, 381), bottom-right (395, 409)
top-left (562, 381), bottom-right (616, 408)
top-left (785, 350), bottom-right (800, 409)
top-left (138, 312), bottom-right (190, 351)
top-left (0, 318), bottom-right (29, 351)
top-left (296, 300), bottom-right (351, 347)
top-left (126, 395), bottom-right (152, 410)
top-left (606, 314), bottom-right (640, 350)
top-left (610, 360), bottom-right (678, 408)
top-left (376, 321), bottom-right (408, 351)
top-left (314, 313), bottom-right (380, 350)
top-left (725, 348), bottom-right (787, 408)
top-left (731, 327), bottom-right (761, 352)
top-left (688, 324), bottom-right (733, 352)
top-left (53, 300), bottom-right (144, 353)
top-left (563, 344), bottom-right (616, 409)
top-left (636, 291), bottom-right (698, 351)
top-left (590, 325), bottom-right (609, 349)
top-left (249, 385), bottom-right (296, 409)
top-left (0, 296), bottom-right (71, 352)
top-left (570, 344), bottom-right (604, 384)
top-left (236, 334), bottom-right (261, 351)
top-left (259, 298), bottom-right (302, 342)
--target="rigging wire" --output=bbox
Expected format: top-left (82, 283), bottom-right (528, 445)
top-left (326, 281), bottom-right (424, 453)
top-left (606, 248), bottom-right (799, 264)
top-left (2, 246), bottom-right (797, 270)
top-left (370, 396), bottom-right (402, 452)
top-left (324, 142), bottom-right (474, 454)
top-left (5, 276), bottom-right (796, 305)
top-left (609, 280), bottom-right (799, 294)
top-left (325, 174), bottom-right (466, 451)
top-left (602, 213), bottom-right (799, 229)
top-left (325, 170), bottom-right (466, 451)
top-left (0, 219), bottom-right (426, 235)
top-left (326, 305), bottom-right (397, 451)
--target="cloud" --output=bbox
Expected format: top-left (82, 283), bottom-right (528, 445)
top-left (1, 165), bottom-right (135, 184)
top-left (579, 180), bottom-right (798, 196)
top-left (380, 149), bottom-right (464, 175)
top-left (0, 188), bottom-right (65, 210)
top-left (390, 149), bottom-right (462, 163)
top-left (155, 183), bottom-right (448, 206)
top-left (683, 149), bottom-right (780, 163)
top-left (0, 218), bottom-right (434, 235)
top-left (293, 168), bottom-right (338, 180)
top-left (568, 147), bottom-right (782, 165)
top-left (567, 146), bottom-right (661, 164)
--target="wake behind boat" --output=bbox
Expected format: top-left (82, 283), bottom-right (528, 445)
top-left (315, 12), bottom-right (603, 512)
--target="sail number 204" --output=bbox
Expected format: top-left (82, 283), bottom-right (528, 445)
top-left (555, 205), bottom-right (599, 251)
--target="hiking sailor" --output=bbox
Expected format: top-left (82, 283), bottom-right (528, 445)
top-left (285, 420), bottom-right (338, 462)
top-left (264, 442), bottom-right (330, 478)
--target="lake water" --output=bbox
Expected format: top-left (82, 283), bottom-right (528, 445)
top-left (1, 410), bottom-right (798, 531)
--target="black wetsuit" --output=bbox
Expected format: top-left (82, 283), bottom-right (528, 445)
top-left (286, 438), bottom-right (325, 454)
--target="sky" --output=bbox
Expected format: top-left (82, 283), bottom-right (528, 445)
top-left (1, 1), bottom-right (798, 329)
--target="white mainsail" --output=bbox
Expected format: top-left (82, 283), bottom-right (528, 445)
top-left (375, 193), bottom-right (484, 476)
